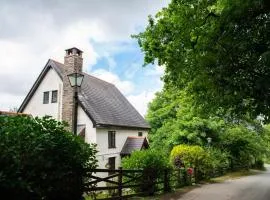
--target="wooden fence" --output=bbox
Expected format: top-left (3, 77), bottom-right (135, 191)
top-left (84, 167), bottom-right (198, 200)
top-left (84, 165), bottom-right (242, 199)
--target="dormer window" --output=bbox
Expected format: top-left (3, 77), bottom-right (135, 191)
top-left (51, 90), bottom-right (58, 103)
top-left (43, 91), bottom-right (49, 104)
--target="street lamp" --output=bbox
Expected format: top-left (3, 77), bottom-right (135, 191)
top-left (67, 72), bottom-right (84, 135)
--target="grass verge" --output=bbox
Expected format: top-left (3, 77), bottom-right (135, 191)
top-left (209, 169), bottom-right (262, 183)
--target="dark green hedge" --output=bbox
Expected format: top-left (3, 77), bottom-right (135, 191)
top-left (0, 115), bottom-right (97, 200)
top-left (121, 149), bottom-right (170, 195)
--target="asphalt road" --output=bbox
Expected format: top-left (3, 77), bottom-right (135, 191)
top-left (175, 167), bottom-right (270, 200)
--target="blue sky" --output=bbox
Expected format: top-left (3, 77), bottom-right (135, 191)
top-left (89, 40), bottom-right (164, 115)
top-left (0, 0), bottom-right (169, 116)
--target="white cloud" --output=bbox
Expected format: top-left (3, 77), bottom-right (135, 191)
top-left (0, 0), bottom-right (169, 111)
top-left (144, 65), bottom-right (165, 76)
top-left (127, 91), bottom-right (157, 116)
top-left (124, 63), bottom-right (141, 79)
top-left (91, 69), bottom-right (134, 95)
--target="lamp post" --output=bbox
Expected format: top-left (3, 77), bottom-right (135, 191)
top-left (207, 137), bottom-right (212, 147)
top-left (67, 72), bottom-right (84, 135)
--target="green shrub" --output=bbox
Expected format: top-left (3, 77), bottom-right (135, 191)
top-left (170, 144), bottom-right (208, 168)
top-left (205, 148), bottom-right (230, 177)
top-left (0, 115), bottom-right (97, 200)
top-left (170, 144), bottom-right (210, 181)
top-left (252, 159), bottom-right (264, 170)
top-left (122, 149), bottom-right (170, 195)
top-left (220, 125), bottom-right (265, 169)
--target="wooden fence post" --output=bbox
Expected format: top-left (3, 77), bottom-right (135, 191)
top-left (118, 167), bottom-right (123, 199)
top-left (163, 169), bottom-right (170, 192)
top-left (194, 167), bottom-right (197, 183)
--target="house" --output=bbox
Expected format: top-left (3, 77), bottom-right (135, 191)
top-left (18, 47), bottom-right (150, 169)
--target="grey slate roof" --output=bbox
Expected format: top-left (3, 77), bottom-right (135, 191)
top-left (120, 136), bottom-right (149, 155)
top-left (19, 59), bottom-right (150, 129)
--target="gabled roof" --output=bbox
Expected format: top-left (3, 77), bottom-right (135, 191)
top-left (18, 59), bottom-right (150, 130)
top-left (120, 136), bottom-right (149, 156)
top-left (18, 59), bottom-right (64, 112)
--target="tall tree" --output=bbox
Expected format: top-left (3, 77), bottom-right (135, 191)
top-left (146, 86), bottom-right (226, 152)
top-left (135, 0), bottom-right (270, 120)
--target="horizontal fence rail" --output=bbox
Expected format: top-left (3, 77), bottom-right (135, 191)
top-left (84, 166), bottom-right (230, 200)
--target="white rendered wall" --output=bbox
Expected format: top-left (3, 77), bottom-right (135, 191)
top-left (23, 68), bottom-right (63, 120)
top-left (77, 105), bottom-right (96, 144)
top-left (96, 129), bottom-right (148, 169)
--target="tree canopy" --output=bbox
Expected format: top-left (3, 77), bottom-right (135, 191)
top-left (135, 0), bottom-right (270, 119)
top-left (147, 85), bottom-right (270, 169)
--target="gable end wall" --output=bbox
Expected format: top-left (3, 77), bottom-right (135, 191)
top-left (23, 68), bottom-right (63, 120)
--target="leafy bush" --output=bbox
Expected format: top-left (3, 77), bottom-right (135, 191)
top-left (170, 144), bottom-right (210, 181)
top-left (220, 125), bottom-right (265, 169)
top-left (170, 144), bottom-right (208, 168)
top-left (0, 115), bottom-right (97, 200)
top-left (205, 148), bottom-right (230, 177)
top-left (207, 148), bottom-right (229, 169)
top-left (122, 149), bottom-right (170, 195)
top-left (252, 159), bottom-right (264, 170)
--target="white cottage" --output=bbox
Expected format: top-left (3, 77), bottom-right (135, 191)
top-left (18, 47), bottom-right (150, 169)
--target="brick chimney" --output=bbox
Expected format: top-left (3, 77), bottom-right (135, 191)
top-left (62, 47), bottom-right (83, 131)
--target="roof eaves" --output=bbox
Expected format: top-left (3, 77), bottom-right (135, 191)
top-left (95, 123), bottom-right (150, 130)
top-left (78, 99), bottom-right (97, 127)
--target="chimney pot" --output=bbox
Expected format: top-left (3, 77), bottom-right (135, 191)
top-left (65, 47), bottom-right (83, 57)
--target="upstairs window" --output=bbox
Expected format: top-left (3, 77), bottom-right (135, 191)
top-left (138, 132), bottom-right (143, 137)
top-left (43, 91), bottom-right (49, 104)
top-left (51, 90), bottom-right (58, 103)
top-left (108, 131), bottom-right (116, 148)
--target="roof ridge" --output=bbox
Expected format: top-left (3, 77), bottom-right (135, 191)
top-left (49, 59), bottom-right (115, 87)
top-left (82, 72), bottom-right (114, 86)
top-left (49, 59), bottom-right (64, 66)
top-left (49, 59), bottom-right (114, 86)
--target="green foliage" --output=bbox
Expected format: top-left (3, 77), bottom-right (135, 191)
top-left (147, 88), bottom-right (225, 154)
top-left (0, 115), bottom-right (98, 200)
top-left (206, 148), bottom-right (230, 170)
top-left (136, 0), bottom-right (270, 119)
top-left (122, 149), bottom-right (170, 194)
top-left (138, 0), bottom-right (270, 179)
top-left (261, 124), bottom-right (270, 159)
top-left (220, 125), bottom-right (265, 169)
top-left (170, 144), bottom-right (208, 168)
top-left (170, 144), bottom-right (230, 180)
top-left (146, 83), bottom-right (269, 171)
top-left (252, 159), bottom-right (264, 170)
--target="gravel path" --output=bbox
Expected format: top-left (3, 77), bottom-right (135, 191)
top-left (172, 167), bottom-right (270, 200)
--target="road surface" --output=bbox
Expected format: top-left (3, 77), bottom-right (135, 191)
top-left (167, 167), bottom-right (270, 200)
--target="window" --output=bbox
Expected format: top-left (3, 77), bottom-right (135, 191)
top-left (43, 91), bottom-right (49, 104)
top-left (138, 132), bottom-right (143, 137)
top-left (51, 90), bottom-right (58, 103)
top-left (108, 131), bottom-right (116, 148)
top-left (108, 157), bottom-right (116, 175)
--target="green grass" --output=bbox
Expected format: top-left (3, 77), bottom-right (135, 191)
top-left (209, 169), bottom-right (261, 183)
